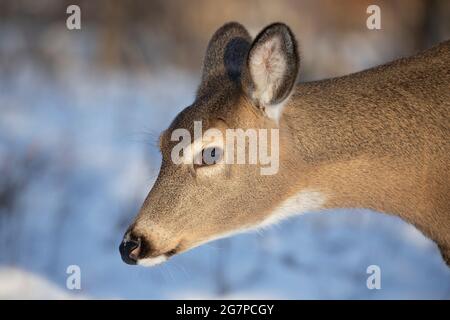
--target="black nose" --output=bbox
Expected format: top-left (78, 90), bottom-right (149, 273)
top-left (119, 235), bottom-right (141, 265)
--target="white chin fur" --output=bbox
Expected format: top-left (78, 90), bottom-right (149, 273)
top-left (137, 255), bottom-right (167, 267)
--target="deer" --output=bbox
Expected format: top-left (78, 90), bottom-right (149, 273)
top-left (119, 22), bottom-right (450, 268)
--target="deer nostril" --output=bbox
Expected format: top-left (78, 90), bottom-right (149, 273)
top-left (129, 238), bottom-right (141, 261)
top-left (119, 235), bottom-right (141, 265)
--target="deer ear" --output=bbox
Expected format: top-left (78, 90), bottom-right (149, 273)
top-left (242, 23), bottom-right (299, 122)
top-left (197, 22), bottom-right (252, 97)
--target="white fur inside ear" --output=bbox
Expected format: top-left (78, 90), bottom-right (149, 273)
top-left (249, 36), bottom-right (288, 121)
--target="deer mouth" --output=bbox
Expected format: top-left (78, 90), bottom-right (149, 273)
top-left (137, 247), bottom-right (179, 266)
top-left (135, 247), bottom-right (179, 267)
top-left (136, 255), bottom-right (168, 267)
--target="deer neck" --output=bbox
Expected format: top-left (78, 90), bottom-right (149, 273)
top-left (278, 80), bottom-right (432, 231)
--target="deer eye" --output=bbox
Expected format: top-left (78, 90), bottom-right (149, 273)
top-left (194, 147), bottom-right (223, 169)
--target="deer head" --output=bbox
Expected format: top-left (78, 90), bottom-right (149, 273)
top-left (119, 22), bottom-right (312, 266)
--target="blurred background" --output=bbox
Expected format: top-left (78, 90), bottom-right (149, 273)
top-left (0, 0), bottom-right (449, 299)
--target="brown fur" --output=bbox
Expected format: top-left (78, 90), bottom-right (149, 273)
top-left (124, 23), bottom-right (450, 267)
top-left (283, 41), bottom-right (450, 264)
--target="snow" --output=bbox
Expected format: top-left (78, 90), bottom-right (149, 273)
top-left (0, 266), bottom-right (84, 299)
top-left (1, 65), bottom-right (450, 300)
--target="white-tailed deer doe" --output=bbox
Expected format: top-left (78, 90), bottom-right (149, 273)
top-left (120, 22), bottom-right (450, 268)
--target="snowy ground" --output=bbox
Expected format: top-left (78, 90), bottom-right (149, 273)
top-left (0, 65), bottom-right (449, 300)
